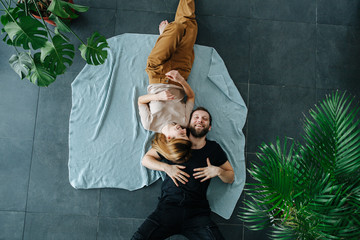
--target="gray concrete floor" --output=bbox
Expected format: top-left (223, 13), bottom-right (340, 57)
top-left (1, 0), bottom-right (360, 239)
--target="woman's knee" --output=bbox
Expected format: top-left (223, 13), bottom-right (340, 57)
top-left (167, 22), bottom-right (185, 36)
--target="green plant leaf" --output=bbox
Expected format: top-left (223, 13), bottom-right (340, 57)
top-left (54, 27), bottom-right (70, 42)
top-left (1, 7), bottom-right (26, 46)
top-left (8, 52), bottom-right (33, 79)
top-left (47, 0), bottom-right (89, 19)
top-left (40, 34), bottom-right (75, 75)
top-left (241, 91), bottom-right (360, 239)
top-left (65, 1), bottom-right (90, 13)
top-left (4, 15), bottom-right (48, 50)
top-left (49, 14), bottom-right (71, 33)
top-left (79, 32), bottom-right (109, 65)
top-left (29, 53), bottom-right (56, 87)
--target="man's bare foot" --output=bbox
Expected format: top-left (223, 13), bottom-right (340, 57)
top-left (159, 20), bottom-right (169, 35)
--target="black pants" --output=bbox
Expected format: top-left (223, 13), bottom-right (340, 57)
top-left (131, 203), bottom-right (225, 240)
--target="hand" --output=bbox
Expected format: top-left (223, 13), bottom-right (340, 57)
top-left (165, 70), bottom-right (185, 84)
top-left (164, 164), bottom-right (190, 187)
top-left (156, 90), bottom-right (175, 101)
top-left (193, 158), bottom-right (221, 182)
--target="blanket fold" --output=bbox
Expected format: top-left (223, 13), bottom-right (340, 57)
top-left (69, 34), bottom-right (247, 219)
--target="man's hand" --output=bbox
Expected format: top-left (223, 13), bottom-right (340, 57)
top-left (156, 90), bottom-right (175, 101)
top-left (165, 70), bottom-right (185, 84)
top-left (164, 164), bottom-right (190, 187)
top-left (193, 158), bottom-right (220, 182)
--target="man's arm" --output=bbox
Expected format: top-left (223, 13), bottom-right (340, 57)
top-left (142, 148), bottom-right (190, 187)
top-left (165, 70), bottom-right (195, 103)
top-left (193, 159), bottom-right (234, 184)
top-left (217, 160), bottom-right (235, 183)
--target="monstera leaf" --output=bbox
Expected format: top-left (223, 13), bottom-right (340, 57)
top-left (0, 1), bottom-right (109, 87)
top-left (48, 0), bottom-right (89, 19)
top-left (79, 32), bottom-right (108, 65)
top-left (40, 34), bottom-right (75, 75)
top-left (49, 14), bottom-right (71, 33)
top-left (54, 27), bottom-right (70, 42)
top-left (4, 15), bottom-right (47, 50)
top-left (1, 7), bottom-right (26, 46)
top-left (29, 53), bottom-right (56, 87)
top-left (8, 52), bottom-right (33, 79)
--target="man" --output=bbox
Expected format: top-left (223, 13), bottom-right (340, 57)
top-left (131, 107), bottom-right (234, 240)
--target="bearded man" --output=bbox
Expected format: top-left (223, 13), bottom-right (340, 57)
top-left (131, 107), bottom-right (234, 240)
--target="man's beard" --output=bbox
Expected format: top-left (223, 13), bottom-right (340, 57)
top-left (189, 125), bottom-right (210, 138)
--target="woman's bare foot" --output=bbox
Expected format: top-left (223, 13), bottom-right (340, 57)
top-left (159, 20), bottom-right (169, 35)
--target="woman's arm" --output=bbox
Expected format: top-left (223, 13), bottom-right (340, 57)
top-left (165, 70), bottom-right (195, 102)
top-left (142, 148), bottom-right (190, 187)
top-left (138, 91), bottom-right (175, 106)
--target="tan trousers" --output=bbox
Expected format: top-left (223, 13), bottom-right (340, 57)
top-left (146, 0), bottom-right (198, 87)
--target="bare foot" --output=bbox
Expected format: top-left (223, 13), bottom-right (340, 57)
top-left (159, 20), bottom-right (169, 35)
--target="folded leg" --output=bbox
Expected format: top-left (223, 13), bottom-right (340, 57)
top-left (172, 0), bottom-right (198, 80)
top-left (146, 22), bottom-right (186, 85)
top-left (146, 0), bottom-right (197, 84)
top-left (175, 0), bottom-right (196, 24)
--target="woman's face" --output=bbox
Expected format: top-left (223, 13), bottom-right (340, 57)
top-left (168, 122), bottom-right (188, 140)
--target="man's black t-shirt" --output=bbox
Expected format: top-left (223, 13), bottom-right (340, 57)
top-left (158, 140), bottom-right (227, 209)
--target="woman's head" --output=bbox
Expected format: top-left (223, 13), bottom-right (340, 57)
top-left (152, 133), bottom-right (192, 163)
top-left (162, 122), bottom-right (188, 140)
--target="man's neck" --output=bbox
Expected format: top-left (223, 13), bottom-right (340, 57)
top-left (189, 134), bottom-right (207, 149)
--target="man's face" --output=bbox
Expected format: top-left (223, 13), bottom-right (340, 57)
top-left (189, 110), bottom-right (211, 138)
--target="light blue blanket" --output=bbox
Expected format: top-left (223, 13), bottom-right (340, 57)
top-left (69, 33), bottom-right (247, 219)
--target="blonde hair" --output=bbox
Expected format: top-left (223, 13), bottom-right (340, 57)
top-left (152, 133), bottom-right (192, 163)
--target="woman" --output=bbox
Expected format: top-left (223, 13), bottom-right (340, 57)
top-left (138, 0), bottom-right (198, 160)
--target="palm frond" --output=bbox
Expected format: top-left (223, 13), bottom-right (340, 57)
top-left (303, 92), bottom-right (360, 180)
top-left (241, 92), bottom-right (360, 239)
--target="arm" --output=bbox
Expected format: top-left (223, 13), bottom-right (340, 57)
top-left (217, 160), bottom-right (235, 184)
top-left (142, 148), bottom-right (190, 187)
top-left (193, 159), bottom-right (234, 184)
top-left (138, 94), bottom-right (158, 106)
top-left (138, 91), bottom-right (175, 106)
top-left (138, 90), bottom-right (176, 130)
top-left (165, 70), bottom-right (195, 103)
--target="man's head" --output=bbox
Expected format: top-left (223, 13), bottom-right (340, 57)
top-left (189, 107), bottom-right (212, 138)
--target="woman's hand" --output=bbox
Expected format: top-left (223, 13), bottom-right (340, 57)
top-left (193, 158), bottom-right (221, 182)
top-left (164, 164), bottom-right (190, 187)
top-left (165, 70), bottom-right (194, 102)
top-left (165, 70), bottom-right (185, 84)
top-left (156, 90), bottom-right (175, 101)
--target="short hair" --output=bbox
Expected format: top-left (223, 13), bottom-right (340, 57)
top-left (190, 107), bottom-right (212, 126)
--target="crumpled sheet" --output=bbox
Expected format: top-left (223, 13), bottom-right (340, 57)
top-left (69, 33), bottom-right (247, 219)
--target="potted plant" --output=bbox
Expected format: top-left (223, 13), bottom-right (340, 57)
top-left (241, 91), bottom-right (360, 239)
top-left (0, 0), bottom-right (109, 87)
top-left (29, 0), bottom-right (75, 26)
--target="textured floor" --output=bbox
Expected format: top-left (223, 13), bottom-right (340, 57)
top-left (1, 0), bottom-right (360, 239)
